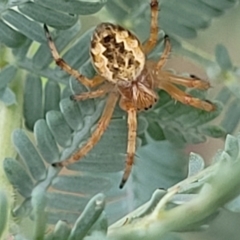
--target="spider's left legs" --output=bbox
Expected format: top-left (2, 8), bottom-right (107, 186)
top-left (119, 101), bottom-right (137, 188)
top-left (160, 82), bottom-right (215, 111)
top-left (53, 91), bottom-right (119, 167)
top-left (71, 83), bottom-right (114, 101)
top-left (143, 0), bottom-right (159, 54)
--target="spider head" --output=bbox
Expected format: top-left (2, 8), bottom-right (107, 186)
top-left (90, 23), bottom-right (145, 83)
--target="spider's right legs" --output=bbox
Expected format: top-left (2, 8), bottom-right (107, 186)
top-left (156, 35), bottom-right (171, 69)
top-left (155, 37), bottom-right (210, 90)
top-left (44, 24), bottom-right (104, 88)
top-left (143, 0), bottom-right (159, 54)
top-left (167, 74), bottom-right (211, 90)
top-left (160, 82), bottom-right (215, 111)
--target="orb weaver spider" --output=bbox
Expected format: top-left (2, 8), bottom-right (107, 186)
top-left (44, 0), bottom-right (215, 188)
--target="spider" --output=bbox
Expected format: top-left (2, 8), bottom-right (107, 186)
top-left (44, 0), bottom-right (215, 189)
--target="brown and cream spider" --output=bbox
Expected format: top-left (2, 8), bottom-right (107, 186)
top-left (44, 0), bottom-right (215, 188)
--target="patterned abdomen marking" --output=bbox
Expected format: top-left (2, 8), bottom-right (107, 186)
top-left (90, 23), bottom-right (145, 82)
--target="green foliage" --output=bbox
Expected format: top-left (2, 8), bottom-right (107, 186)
top-left (215, 44), bottom-right (233, 71)
top-left (0, 65), bottom-right (17, 105)
top-left (108, 133), bottom-right (240, 239)
top-left (0, 190), bottom-right (8, 238)
top-left (0, 0), bottom-right (240, 239)
top-left (105, 0), bottom-right (237, 41)
top-left (2, 133), bottom-right (240, 239)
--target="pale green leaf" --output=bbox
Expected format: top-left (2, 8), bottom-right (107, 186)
top-left (0, 87), bottom-right (16, 105)
top-left (3, 158), bottom-right (34, 198)
top-left (215, 44), bottom-right (233, 70)
top-left (53, 221), bottom-right (71, 240)
top-left (2, 9), bottom-right (46, 43)
top-left (34, 119), bottom-right (60, 164)
top-left (68, 193), bottom-right (105, 240)
top-left (0, 19), bottom-right (26, 48)
top-left (12, 129), bottom-right (46, 181)
top-left (18, 2), bottom-right (78, 29)
top-left (46, 110), bottom-right (73, 148)
top-left (34, 0), bottom-right (107, 15)
top-left (44, 81), bottom-right (61, 115)
top-left (0, 190), bottom-right (8, 238)
top-left (0, 65), bottom-right (17, 89)
top-left (24, 74), bottom-right (43, 130)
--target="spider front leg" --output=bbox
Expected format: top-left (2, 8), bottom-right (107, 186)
top-left (143, 0), bottom-right (159, 54)
top-left (156, 36), bottom-right (210, 90)
top-left (119, 101), bottom-right (137, 188)
top-left (160, 82), bottom-right (215, 111)
top-left (53, 90), bottom-right (119, 167)
top-left (167, 73), bottom-right (211, 90)
top-left (157, 35), bottom-right (171, 69)
top-left (44, 24), bottom-right (104, 88)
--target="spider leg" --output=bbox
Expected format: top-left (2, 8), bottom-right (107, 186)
top-left (156, 35), bottom-right (171, 69)
top-left (71, 82), bottom-right (114, 101)
top-left (44, 24), bottom-right (104, 88)
top-left (143, 0), bottom-right (159, 54)
top-left (167, 73), bottom-right (211, 90)
top-left (53, 90), bottom-right (119, 167)
top-left (119, 108), bottom-right (137, 189)
top-left (155, 37), bottom-right (210, 89)
top-left (160, 82), bottom-right (215, 111)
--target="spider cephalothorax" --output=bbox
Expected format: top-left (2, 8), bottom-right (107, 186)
top-left (44, 0), bottom-right (215, 188)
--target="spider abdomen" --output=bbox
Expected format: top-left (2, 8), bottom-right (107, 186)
top-left (90, 23), bottom-right (145, 83)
